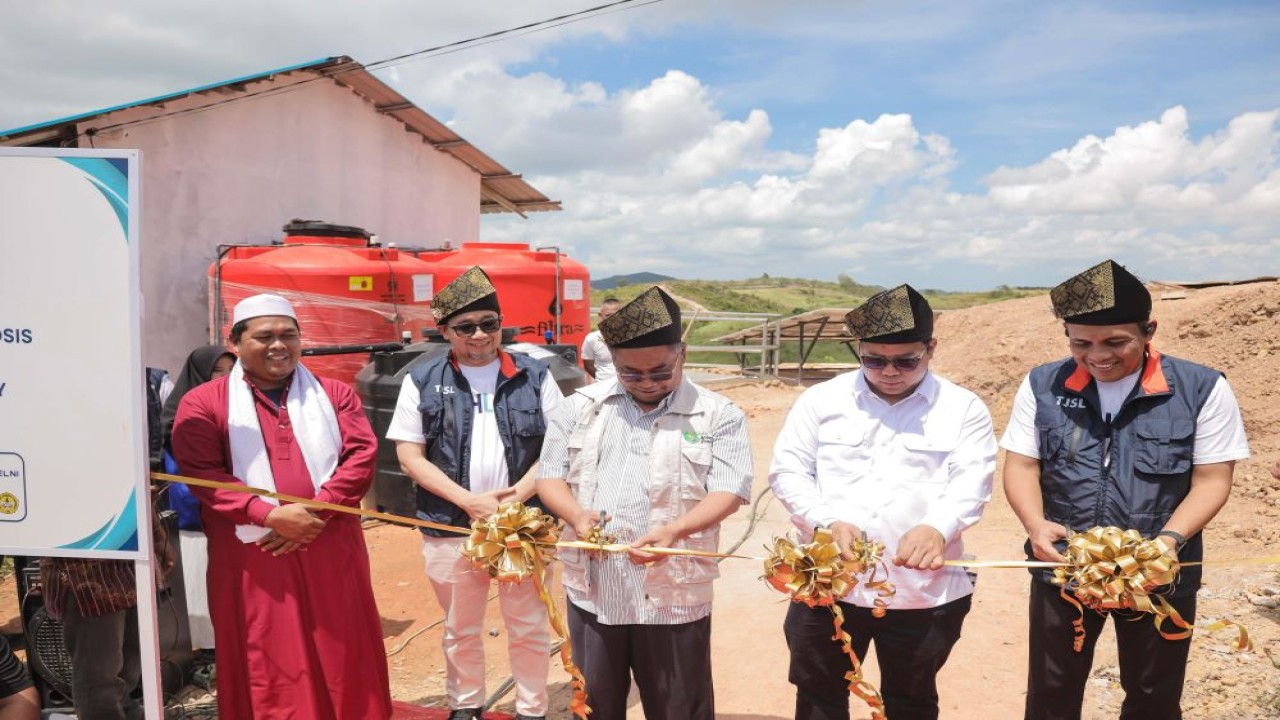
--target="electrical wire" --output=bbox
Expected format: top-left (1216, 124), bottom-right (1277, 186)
top-left (364, 0), bottom-right (662, 72)
top-left (74, 0), bottom-right (666, 141)
top-left (384, 592), bottom-right (499, 658)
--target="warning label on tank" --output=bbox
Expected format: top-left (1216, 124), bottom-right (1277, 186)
top-left (349, 276), bottom-right (373, 292)
top-left (413, 274), bottom-right (433, 302)
top-left (563, 279), bottom-right (584, 301)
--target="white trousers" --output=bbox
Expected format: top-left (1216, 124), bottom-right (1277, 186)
top-left (178, 530), bottom-right (215, 649)
top-left (422, 535), bottom-right (550, 715)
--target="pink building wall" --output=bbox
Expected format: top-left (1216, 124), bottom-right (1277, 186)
top-left (82, 75), bottom-right (481, 375)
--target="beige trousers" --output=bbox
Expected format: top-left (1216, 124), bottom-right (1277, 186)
top-left (421, 535), bottom-right (550, 715)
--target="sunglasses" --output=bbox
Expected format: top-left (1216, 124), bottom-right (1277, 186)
top-left (449, 317), bottom-right (503, 337)
top-left (617, 369), bottom-right (677, 384)
top-left (859, 353), bottom-right (925, 371)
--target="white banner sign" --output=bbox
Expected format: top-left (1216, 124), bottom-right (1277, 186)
top-left (0, 148), bottom-right (146, 559)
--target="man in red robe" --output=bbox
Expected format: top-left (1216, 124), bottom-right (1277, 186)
top-left (172, 294), bottom-right (392, 720)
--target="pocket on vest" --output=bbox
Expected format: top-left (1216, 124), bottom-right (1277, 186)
top-left (1036, 420), bottom-right (1073, 464)
top-left (510, 406), bottom-right (547, 437)
top-left (680, 443), bottom-right (713, 482)
top-left (1132, 417), bottom-right (1194, 475)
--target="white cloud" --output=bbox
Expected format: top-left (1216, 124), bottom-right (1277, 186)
top-left (466, 57), bottom-right (1279, 286)
top-left (4, 1), bottom-right (1277, 288)
top-left (985, 106), bottom-right (1280, 218)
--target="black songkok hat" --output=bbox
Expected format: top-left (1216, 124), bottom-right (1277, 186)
top-left (1050, 260), bottom-right (1151, 326)
top-left (600, 286), bottom-right (683, 348)
top-left (432, 266), bottom-right (501, 325)
top-left (844, 284), bottom-right (934, 343)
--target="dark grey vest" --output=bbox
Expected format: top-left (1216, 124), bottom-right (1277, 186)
top-left (1027, 352), bottom-right (1221, 596)
top-left (409, 352), bottom-right (550, 536)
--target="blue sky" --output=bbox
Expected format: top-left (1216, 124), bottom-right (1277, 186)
top-left (2, 0), bottom-right (1277, 289)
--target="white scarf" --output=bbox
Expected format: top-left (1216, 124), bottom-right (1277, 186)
top-left (227, 361), bottom-right (341, 543)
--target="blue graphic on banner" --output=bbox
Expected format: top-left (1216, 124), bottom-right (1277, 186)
top-left (57, 490), bottom-right (140, 552)
top-left (58, 157), bottom-right (130, 238)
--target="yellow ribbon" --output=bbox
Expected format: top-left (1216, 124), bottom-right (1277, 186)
top-left (459, 502), bottom-right (592, 718)
top-left (153, 472), bottom-right (756, 561)
top-left (461, 502), bottom-right (560, 583)
top-left (832, 604), bottom-right (888, 720)
top-left (530, 545), bottom-right (592, 719)
top-left (1052, 527), bottom-right (1251, 652)
top-left (761, 529), bottom-right (892, 719)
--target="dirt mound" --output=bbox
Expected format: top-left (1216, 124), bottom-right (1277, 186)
top-left (931, 280), bottom-right (1280, 719)
top-left (933, 279), bottom-right (1280, 483)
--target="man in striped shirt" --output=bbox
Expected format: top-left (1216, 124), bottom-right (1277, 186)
top-left (537, 286), bottom-right (754, 720)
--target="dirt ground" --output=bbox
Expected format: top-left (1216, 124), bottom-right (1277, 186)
top-left (363, 280), bottom-right (1280, 719)
top-left (7, 280), bottom-right (1279, 718)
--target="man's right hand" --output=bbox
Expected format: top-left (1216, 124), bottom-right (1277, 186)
top-left (263, 503), bottom-right (326, 543)
top-left (460, 488), bottom-right (518, 520)
top-left (1029, 519), bottom-right (1069, 562)
top-left (569, 508), bottom-right (611, 539)
top-left (828, 521), bottom-right (864, 562)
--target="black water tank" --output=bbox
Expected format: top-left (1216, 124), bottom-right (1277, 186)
top-left (355, 337), bottom-right (588, 517)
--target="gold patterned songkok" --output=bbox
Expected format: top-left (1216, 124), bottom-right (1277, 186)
top-left (844, 284), bottom-right (934, 343)
top-left (599, 286), bottom-right (683, 348)
top-left (1050, 260), bottom-right (1151, 325)
top-left (432, 266), bottom-right (501, 324)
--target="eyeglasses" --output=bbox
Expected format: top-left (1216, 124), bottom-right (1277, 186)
top-left (617, 368), bottom-right (677, 384)
top-left (449, 317), bottom-right (503, 337)
top-left (860, 353), bottom-right (926, 371)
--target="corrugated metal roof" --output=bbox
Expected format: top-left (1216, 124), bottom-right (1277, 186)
top-left (0, 55), bottom-right (560, 216)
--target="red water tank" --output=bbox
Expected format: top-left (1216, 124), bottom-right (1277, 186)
top-left (209, 221), bottom-right (437, 386)
top-left (422, 243), bottom-right (591, 351)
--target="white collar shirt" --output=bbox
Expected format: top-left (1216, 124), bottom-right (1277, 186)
top-left (768, 370), bottom-right (996, 609)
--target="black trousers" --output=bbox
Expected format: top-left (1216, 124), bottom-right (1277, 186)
top-left (567, 602), bottom-right (714, 720)
top-left (62, 597), bottom-right (143, 720)
top-left (1025, 580), bottom-right (1196, 720)
top-left (784, 595), bottom-right (971, 720)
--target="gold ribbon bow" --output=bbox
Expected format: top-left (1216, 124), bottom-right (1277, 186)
top-left (462, 502), bottom-right (559, 583)
top-left (1053, 526), bottom-right (1251, 652)
top-left (762, 528), bottom-right (892, 720)
top-left (460, 502), bottom-right (592, 718)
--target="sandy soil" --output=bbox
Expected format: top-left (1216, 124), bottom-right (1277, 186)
top-left (8, 280), bottom-right (1279, 718)
top-left (362, 280), bottom-right (1280, 719)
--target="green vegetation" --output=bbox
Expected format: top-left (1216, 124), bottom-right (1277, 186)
top-left (589, 275), bottom-right (1047, 365)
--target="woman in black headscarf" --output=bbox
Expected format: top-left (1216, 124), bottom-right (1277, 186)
top-left (162, 345), bottom-right (235, 654)
top-left (161, 345), bottom-right (236, 451)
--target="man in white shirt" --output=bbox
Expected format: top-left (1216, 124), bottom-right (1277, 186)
top-left (1001, 260), bottom-right (1249, 720)
top-left (769, 284), bottom-right (996, 720)
top-left (580, 297), bottom-right (621, 382)
top-left (387, 267), bottom-right (562, 720)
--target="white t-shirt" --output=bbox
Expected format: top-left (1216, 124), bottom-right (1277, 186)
top-left (1096, 370), bottom-right (1141, 420)
top-left (386, 357), bottom-right (564, 494)
top-left (581, 330), bottom-right (615, 382)
top-left (1000, 372), bottom-right (1250, 464)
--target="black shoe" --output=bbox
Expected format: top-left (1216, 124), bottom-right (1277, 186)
top-left (448, 710), bottom-right (481, 720)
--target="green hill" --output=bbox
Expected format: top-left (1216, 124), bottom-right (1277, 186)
top-left (589, 275), bottom-right (1046, 364)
